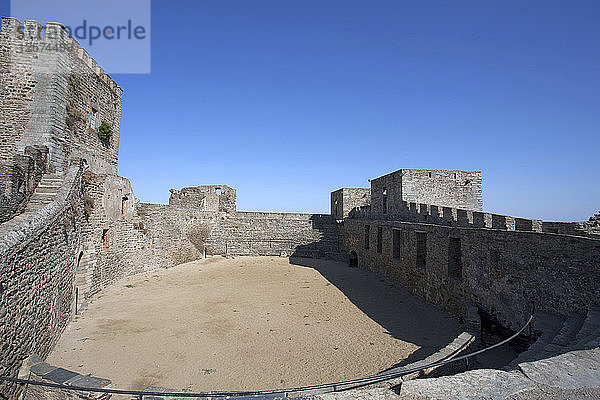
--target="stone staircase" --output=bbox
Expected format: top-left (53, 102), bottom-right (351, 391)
top-left (0, 173), bottom-right (63, 229)
top-left (572, 304), bottom-right (600, 350)
top-left (23, 173), bottom-right (63, 212)
top-left (398, 307), bottom-right (600, 400)
top-left (505, 305), bottom-right (600, 370)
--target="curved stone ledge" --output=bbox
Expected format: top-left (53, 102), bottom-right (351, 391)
top-left (398, 347), bottom-right (600, 400)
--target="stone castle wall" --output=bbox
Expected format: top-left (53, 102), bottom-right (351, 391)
top-left (0, 162), bottom-right (85, 399)
top-left (542, 213), bottom-right (600, 238)
top-left (168, 185), bottom-right (236, 213)
top-left (206, 212), bottom-right (342, 259)
top-left (0, 17), bottom-right (122, 176)
top-left (0, 145), bottom-right (47, 222)
top-left (69, 192), bottom-right (346, 307)
top-left (370, 169), bottom-right (483, 215)
top-left (330, 188), bottom-right (371, 220)
top-left (343, 218), bottom-right (600, 332)
top-left (358, 198), bottom-right (543, 233)
top-left (134, 205), bottom-right (344, 263)
top-left (135, 203), bottom-right (216, 266)
top-left (77, 173), bottom-right (159, 307)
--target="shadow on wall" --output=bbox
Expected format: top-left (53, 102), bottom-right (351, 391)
top-left (288, 254), bottom-right (463, 370)
top-left (214, 213), bottom-right (346, 259)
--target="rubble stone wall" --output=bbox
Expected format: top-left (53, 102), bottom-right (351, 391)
top-left (0, 17), bottom-right (122, 176)
top-left (0, 145), bottom-right (47, 222)
top-left (330, 188), bottom-right (371, 219)
top-left (0, 163), bottom-right (85, 399)
top-left (370, 169), bottom-right (483, 215)
top-left (343, 218), bottom-right (600, 332)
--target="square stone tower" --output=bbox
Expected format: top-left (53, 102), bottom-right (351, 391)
top-left (370, 169), bottom-right (483, 214)
top-left (330, 188), bottom-right (371, 219)
top-left (0, 18), bottom-right (123, 176)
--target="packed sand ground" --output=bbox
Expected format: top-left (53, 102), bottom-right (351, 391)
top-left (47, 257), bottom-right (462, 391)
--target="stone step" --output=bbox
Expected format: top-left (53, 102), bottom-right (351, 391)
top-left (22, 173), bottom-right (64, 213)
top-left (0, 173), bottom-right (64, 225)
top-left (37, 181), bottom-right (62, 187)
top-left (532, 311), bottom-right (564, 335)
top-left (39, 177), bottom-right (62, 182)
top-left (549, 313), bottom-right (586, 347)
top-left (35, 186), bottom-right (61, 193)
top-left (505, 330), bottom-right (557, 370)
top-left (29, 193), bottom-right (55, 201)
top-left (38, 176), bottom-right (62, 181)
top-left (399, 369), bottom-right (536, 400)
top-left (504, 312), bottom-right (563, 370)
top-left (40, 175), bottom-right (63, 180)
top-left (536, 312), bottom-right (586, 359)
top-left (25, 201), bottom-right (52, 210)
top-left (573, 304), bottom-right (600, 350)
top-left (26, 200), bottom-right (52, 207)
top-left (27, 197), bottom-right (52, 202)
top-left (36, 185), bottom-right (61, 190)
top-left (26, 202), bottom-right (48, 207)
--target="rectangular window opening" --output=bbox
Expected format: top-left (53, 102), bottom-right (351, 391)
top-left (102, 229), bottom-right (110, 251)
top-left (416, 231), bottom-right (427, 269)
top-left (382, 188), bottom-right (388, 214)
top-left (393, 229), bottom-right (401, 259)
top-left (448, 237), bottom-right (462, 279)
top-left (121, 196), bottom-right (128, 216)
top-left (89, 107), bottom-right (98, 130)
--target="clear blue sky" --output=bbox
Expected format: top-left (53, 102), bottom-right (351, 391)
top-left (3, 1), bottom-right (599, 221)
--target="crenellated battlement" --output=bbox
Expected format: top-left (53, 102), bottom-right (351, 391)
top-left (349, 199), bottom-right (544, 233)
top-left (0, 17), bottom-right (122, 97)
top-left (395, 200), bottom-right (543, 232)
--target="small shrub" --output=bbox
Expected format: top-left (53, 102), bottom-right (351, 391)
top-left (97, 121), bottom-right (113, 140)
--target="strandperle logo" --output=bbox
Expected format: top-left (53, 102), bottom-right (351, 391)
top-left (63, 19), bottom-right (147, 46)
top-left (10, 0), bottom-right (151, 73)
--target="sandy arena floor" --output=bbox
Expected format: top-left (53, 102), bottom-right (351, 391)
top-left (47, 257), bottom-right (462, 391)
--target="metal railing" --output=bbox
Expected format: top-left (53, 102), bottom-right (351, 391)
top-left (0, 315), bottom-right (532, 399)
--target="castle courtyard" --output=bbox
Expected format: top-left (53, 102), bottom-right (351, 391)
top-left (46, 257), bottom-right (461, 392)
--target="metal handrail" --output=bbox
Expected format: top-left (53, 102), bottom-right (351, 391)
top-left (0, 315), bottom-right (532, 398)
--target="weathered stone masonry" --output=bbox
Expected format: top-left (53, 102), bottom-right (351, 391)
top-left (0, 17), bottom-right (122, 177)
top-left (0, 162), bottom-right (85, 399)
top-left (135, 200), bottom-right (343, 262)
top-left (331, 188), bottom-right (371, 220)
top-left (0, 17), bottom-right (124, 397)
top-left (169, 185), bottom-right (236, 213)
top-left (338, 169), bottom-right (600, 337)
top-left (0, 145), bottom-right (47, 222)
top-left (370, 169), bottom-right (483, 216)
top-left (345, 218), bottom-right (600, 331)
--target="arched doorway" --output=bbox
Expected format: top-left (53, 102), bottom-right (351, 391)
top-left (349, 250), bottom-right (358, 268)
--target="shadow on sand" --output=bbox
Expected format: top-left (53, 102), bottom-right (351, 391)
top-left (288, 255), bottom-right (463, 371)
top-left (286, 214), bottom-right (464, 371)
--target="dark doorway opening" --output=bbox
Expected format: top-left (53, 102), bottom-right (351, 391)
top-left (349, 251), bottom-right (358, 268)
